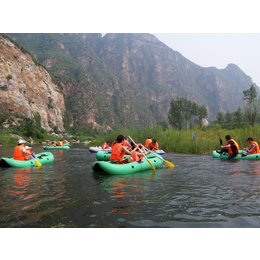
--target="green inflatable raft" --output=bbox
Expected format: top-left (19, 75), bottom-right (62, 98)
top-left (212, 150), bottom-right (260, 160)
top-left (96, 150), bottom-right (156, 161)
top-left (43, 145), bottom-right (70, 150)
top-left (92, 154), bottom-right (163, 175)
top-left (0, 152), bottom-right (54, 167)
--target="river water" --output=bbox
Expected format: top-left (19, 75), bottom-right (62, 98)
top-left (1, 143), bottom-right (260, 228)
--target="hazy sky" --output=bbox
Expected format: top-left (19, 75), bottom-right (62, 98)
top-left (153, 33), bottom-right (260, 87)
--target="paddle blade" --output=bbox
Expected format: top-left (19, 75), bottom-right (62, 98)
top-left (164, 160), bottom-right (175, 168)
top-left (35, 159), bottom-right (42, 167)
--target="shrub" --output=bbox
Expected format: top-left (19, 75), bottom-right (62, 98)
top-left (6, 74), bottom-right (12, 80)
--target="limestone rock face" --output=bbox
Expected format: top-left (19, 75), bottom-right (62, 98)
top-left (0, 36), bottom-right (65, 131)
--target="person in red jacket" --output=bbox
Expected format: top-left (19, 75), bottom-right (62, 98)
top-left (148, 139), bottom-right (159, 151)
top-left (218, 135), bottom-right (240, 160)
top-left (144, 136), bottom-right (152, 148)
top-left (110, 135), bottom-right (139, 164)
top-left (130, 143), bottom-right (149, 162)
top-left (13, 139), bottom-right (31, 161)
top-left (24, 146), bottom-right (36, 160)
top-left (101, 141), bottom-right (110, 150)
top-left (242, 137), bottom-right (260, 156)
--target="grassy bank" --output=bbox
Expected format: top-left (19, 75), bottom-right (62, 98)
top-left (2, 124), bottom-right (259, 155)
top-left (96, 124), bottom-right (260, 155)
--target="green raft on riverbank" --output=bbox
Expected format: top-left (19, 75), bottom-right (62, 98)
top-left (0, 152), bottom-right (54, 167)
top-left (212, 150), bottom-right (260, 160)
top-left (92, 154), bottom-right (163, 174)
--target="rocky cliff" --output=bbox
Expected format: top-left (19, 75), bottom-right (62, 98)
top-left (0, 35), bottom-right (65, 131)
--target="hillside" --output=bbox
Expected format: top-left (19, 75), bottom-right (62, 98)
top-left (3, 33), bottom-right (258, 131)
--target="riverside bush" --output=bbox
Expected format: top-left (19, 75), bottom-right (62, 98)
top-left (97, 124), bottom-right (260, 155)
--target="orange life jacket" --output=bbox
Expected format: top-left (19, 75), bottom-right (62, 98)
top-left (149, 142), bottom-right (158, 150)
top-left (250, 141), bottom-right (260, 154)
top-left (58, 141), bottom-right (63, 146)
top-left (102, 142), bottom-right (109, 149)
top-left (131, 151), bottom-right (143, 162)
top-left (227, 139), bottom-right (240, 155)
top-left (13, 145), bottom-right (25, 161)
top-left (24, 149), bottom-right (32, 160)
top-left (145, 138), bottom-right (152, 147)
top-left (110, 143), bottom-right (125, 162)
top-left (111, 141), bottom-right (117, 148)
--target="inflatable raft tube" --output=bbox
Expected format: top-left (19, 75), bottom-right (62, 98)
top-left (89, 146), bottom-right (111, 153)
top-left (96, 150), bottom-right (156, 161)
top-left (43, 146), bottom-right (70, 150)
top-left (0, 152), bottom-right (54, 167)
top-left (92, 155), bottom-right (163, 174)
top-left (212, 150), bottom-right (260, 160)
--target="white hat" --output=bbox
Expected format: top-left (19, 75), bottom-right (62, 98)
top-left (25, 146), bottom-right (31, 149)
top-left (18, 139), bottom-right (26, 144)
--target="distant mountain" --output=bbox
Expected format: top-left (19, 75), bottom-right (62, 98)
top-left (4, 33), bottom-right (257, 131)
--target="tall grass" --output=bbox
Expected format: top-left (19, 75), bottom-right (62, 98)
top-left (97, 124), bottom-right (260, 155)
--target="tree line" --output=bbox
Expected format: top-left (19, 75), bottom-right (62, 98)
top-left (168, 97), bottom-right (208, 130)
top-left (167, 85), bottom-right (260, 130)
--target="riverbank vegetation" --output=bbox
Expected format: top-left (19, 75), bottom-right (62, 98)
top-left (94, 123), bottom-right (260, 155)
top-left (1, 114), bottom-right (260, 155)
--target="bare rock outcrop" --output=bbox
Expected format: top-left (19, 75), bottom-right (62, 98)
top-left (0, 36), bottom-right (65, 132)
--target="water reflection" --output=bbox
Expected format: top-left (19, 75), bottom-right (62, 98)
top-left (0, 165), bottom-right (66, 227)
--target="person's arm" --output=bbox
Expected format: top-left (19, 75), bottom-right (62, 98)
top-left (122, 145), bottom-right (138, 155)
top-left (221, 141), bottom-right (232, 149)
top-left (22, 147), bottom-right (31, 155)
top-left (245, 144), bottom-right (255, 154)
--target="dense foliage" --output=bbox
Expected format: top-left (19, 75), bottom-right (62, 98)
top-left (168, 97), bottom-right (208, 130)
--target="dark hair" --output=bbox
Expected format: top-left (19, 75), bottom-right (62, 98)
top-left (225, 135), bottom-right (231, 140)
top-left (247, 137), bottom-right (253, 141)
top-left (116, 135), bottom-right (125, 143)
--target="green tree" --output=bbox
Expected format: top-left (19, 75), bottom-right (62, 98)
top-left (225, 110), bottom-right (233, 123)
top-left (243, 85), bottom-right (260, 129)
top-left (168, 97), bottom-right (208, 130)
top-left (233, 107), bottom-right (244, 127)
top-left (168, 97), bottom-right (186, 130)
top-left (216, 111), bottom-right (225, 125)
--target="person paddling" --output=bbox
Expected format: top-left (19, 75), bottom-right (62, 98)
top-left (13, 139), bottom-right (31, 161)
top-left (24, 146), bottom-right (36, 160)
top-left (148, 139), bottom-right (159, 151)
top-left (130, 142), bottom-right (149, 162)
top-left (217, 135), bottom-right (240, 160)
top-left (144, 136), bottom-right (152, 148)
top-left (242, 137), bottom-right (260, 156)
top-left (110, 135), bottom-right (139, 164)
top-left (101, 141), bottom-right (110, 150)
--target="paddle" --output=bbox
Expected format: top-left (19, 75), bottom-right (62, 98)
top-left (128, 136), bottom-right (155, 170)
top-left (144, 147), bottom-right (175, 168)
top-left (220, 138), bottom-right (222, 146)
top-left (30, 153), bottom-right (42, 167)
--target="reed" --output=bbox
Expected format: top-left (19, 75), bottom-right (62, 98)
top-left (97, 124), bottom-right (260, 155)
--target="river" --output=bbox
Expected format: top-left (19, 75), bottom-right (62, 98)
top-left (1, 143), bottom-right (260, 228)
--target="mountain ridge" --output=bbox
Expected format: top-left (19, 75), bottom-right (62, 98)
top-left (2, 33), bottom-right (257, 132)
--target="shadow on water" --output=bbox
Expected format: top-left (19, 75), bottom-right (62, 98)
top-left (1, 144), bottom-right (260, 227)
